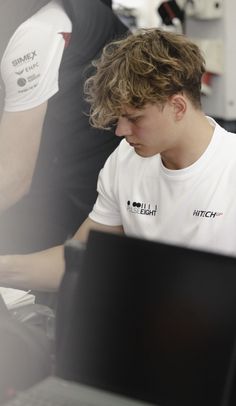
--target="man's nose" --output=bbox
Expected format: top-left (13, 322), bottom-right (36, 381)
top-left (115, 117), bottom-right (132, 137)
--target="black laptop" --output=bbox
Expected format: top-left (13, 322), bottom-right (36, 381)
top-left (4, 231), bottom-right (236, 406)
top-left (56, 231), bottom-right (236, 406)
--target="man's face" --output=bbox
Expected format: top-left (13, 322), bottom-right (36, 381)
top-left (115, 102), bottom-right (178, 158)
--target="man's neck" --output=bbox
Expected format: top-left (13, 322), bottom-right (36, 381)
top-left (161, 113), bottom-right (215, 170)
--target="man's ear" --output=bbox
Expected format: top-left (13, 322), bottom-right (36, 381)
top-left (169, 94), bottom-right (187, 120)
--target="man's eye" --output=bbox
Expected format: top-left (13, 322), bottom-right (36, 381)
top-left (128, 117), bottom-right (139, 123)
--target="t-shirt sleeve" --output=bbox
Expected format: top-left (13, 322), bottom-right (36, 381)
top-left (1, 16), bottom-right (71, 112)
top-left (89, 147), bottom-right (123, 226)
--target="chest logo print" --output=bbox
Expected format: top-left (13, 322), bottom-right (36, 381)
top-left (193, 209), bottom-right (223, 218)
top-left (127, 200), bottom-right (157, 216)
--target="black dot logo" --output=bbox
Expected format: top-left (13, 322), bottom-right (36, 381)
top-left (133, 202), bottom-right (141, 208)
top-left (17, 78), bottom-right (27, 87)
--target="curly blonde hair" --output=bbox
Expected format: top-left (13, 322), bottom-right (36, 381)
top-left (84, 28), bottom-right (206, 129)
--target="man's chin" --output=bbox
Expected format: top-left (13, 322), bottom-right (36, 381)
top-left (134, 146), bottom-right (155, 158)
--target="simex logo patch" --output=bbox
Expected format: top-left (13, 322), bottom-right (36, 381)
top-left (127, 200), bottom-right (157, 216)
top-left (193, 209), bottom-right (223, 218)
top-left (12, 51), bottom-right (37, 67)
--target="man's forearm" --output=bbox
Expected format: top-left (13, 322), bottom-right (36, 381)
top-left (0, 218), bottom-right (123, 292)
top-left (0, 245), bottom-right (65, 292)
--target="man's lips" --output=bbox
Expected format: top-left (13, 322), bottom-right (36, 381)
top-left (126, 139), bottom-right (140, 147)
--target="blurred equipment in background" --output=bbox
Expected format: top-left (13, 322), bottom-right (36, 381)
top-left (113, 4), bottom-right (137, 31)
top-left (183, 0), bottom-right (236, 132)
top-left (157, 0), bottom-right (185, 32)
top-left (183, 0), bottom-right (222, 19)
top-left (157, 0), bottom-right (225, 124)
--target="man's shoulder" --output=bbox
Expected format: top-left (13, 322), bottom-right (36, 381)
top-left (213, 121), bottom-right (236, 163)
top-left (16, 1), bottom-right (71, 34)
top-left (30, 1), bottom-right (71, 26)
top-left (0, 1), bottom-right (51, 55)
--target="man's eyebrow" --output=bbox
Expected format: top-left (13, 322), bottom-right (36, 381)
top-left (121, 112), bottom-right (143, 118)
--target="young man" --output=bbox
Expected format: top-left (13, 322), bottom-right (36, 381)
top-left (0, 0), bottom-right (127, 254)
top-left (0, 28), bottom-right (235, 291)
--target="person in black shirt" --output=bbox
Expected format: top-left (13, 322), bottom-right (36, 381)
top-left (0, 0), bottom-right (128, 255)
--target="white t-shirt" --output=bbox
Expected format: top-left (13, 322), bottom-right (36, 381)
top-left (0, 0), bottom-right (72, 111)
top-left (90, 119), bottom-right (236, 257)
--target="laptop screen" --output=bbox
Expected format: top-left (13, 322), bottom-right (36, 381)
top-left (56, 231), bottom-right (236, 406)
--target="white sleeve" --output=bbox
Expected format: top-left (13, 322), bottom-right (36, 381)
top-left (89, 148), bottom-right (122, 226)
top-left (1, 12), bottom-right (71, 112)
